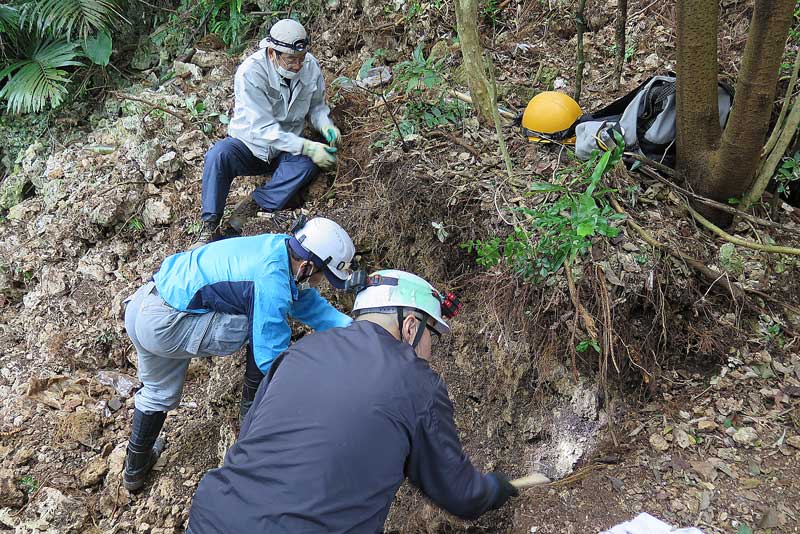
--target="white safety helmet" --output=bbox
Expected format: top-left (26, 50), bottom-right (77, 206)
top-left (352, 270), bottom-right (457, 335)
top-left (287, 217), bottom-right (355, 289)
top-left (259, 19), bottom-right (309, 54)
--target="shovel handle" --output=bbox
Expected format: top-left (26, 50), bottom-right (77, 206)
top-left (510, 472), bottom-right (550, 489)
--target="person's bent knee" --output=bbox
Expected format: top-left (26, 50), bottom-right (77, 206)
top-left (135, 389), bottom-right (181, 414)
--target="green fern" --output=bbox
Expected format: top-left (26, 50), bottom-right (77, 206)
top-left (22, 0), bottom-right (125, 41)
top-left (0, 39), bottom-right (82, 114)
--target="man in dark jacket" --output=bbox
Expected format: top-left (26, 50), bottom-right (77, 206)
top-left (187, 269), bottom-right (517, 533)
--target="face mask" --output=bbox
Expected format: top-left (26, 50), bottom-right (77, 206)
top-left (269, 51), bottom-right (300, 80)
top-left (295, 263), bottom-right (313, 291)
top-left (275, 63), bottom-right (298, 80)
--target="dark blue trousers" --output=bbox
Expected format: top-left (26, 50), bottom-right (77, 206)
top-left (201, 137), bottom-right (319, 222)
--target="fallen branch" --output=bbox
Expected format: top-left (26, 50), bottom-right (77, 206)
top-left (448, 90), bottom-right (517, 120)
top-left (687, 205), bottom-right (800, 256)
top-left (610, 196), bottom-right (800, 327)
top-left (632, 163), bottom-right (795, 233)
top-left (609, 196), bottom-right (749, 301)
top-left (111, 92), bottom-right (192, 126)
top-left (426, 131), bottom-right (481, 159)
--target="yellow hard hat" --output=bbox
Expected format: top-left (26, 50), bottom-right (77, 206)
top-left (521, 91), bottom-right (583, 144)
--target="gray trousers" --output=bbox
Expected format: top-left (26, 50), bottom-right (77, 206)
top-left (124, 282), bottom-right (249, 413)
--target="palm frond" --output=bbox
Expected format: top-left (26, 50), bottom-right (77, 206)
top-left (0, 39), bottom-right (82, 114)
top-left (22, 0), bottom-right (126, 41)
top-left (0, 5), bottom-right (22, 56)
top-left (0, 4), bottom-right (21, 35)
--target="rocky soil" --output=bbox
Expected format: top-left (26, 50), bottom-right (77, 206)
top-left (1, 1), bottom-right (799, 533)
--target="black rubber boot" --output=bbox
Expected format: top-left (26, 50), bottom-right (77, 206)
top-left (123, 409), bottom-right (167, 492)
top-left (239, 345), bottom-right (264, 423)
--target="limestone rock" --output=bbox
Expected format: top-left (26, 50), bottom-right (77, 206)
top-left (732, 426), bottom-right (758, 446)
top-left (24, 487), bottom-right (89, 532)
top-left (174, 61), bottom-right (202, 81)
top-left (649, 433), bottom-right (670, 452)
top-left (192, 49), bottom-right (228, 68)
top-left (142, 199), bottom-right (173, 227)
top-left (0, 469), bottom-right (25, 508)
top-left (79, 455), bottom-right (109, 487)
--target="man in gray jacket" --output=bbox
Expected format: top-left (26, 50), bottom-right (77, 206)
top-left (198, 19), bottom-right (340, 243)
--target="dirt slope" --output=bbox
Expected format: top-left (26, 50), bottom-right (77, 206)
top-left (1, 1), bottom-right (799, 533)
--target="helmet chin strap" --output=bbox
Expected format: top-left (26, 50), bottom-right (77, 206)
top-left (397, 307), bottom-right (427, 349)
top-left (294, 262), bottom-right (315, 290)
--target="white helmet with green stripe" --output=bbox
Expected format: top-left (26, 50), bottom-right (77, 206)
top-left (352, 270), bottom-right (451, 335)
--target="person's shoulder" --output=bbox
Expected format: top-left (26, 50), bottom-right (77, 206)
top-left (303, 53), bottom-right (323, 77)
top-left (237, 50), bottom-right (268, 81)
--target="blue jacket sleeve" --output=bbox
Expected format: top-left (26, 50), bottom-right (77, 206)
top-left (405, 378), bottom-right (499, 520)
top-left (289, 288), bottom-right (352, 331)
top-left (251, 272), bottom-right (293, 374)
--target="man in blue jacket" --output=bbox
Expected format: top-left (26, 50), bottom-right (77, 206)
top-left (121, 217), bottom-right (355, 492)
top-left (187, 270), bottom-right (518, 533)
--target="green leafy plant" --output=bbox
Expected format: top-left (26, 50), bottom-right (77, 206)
top-left (774, 149), bottom-right (800, 197)
top-left (19, 475), bottom-right (38, 494)
top-left (128, 217), bottom-right (144, 231)
top-left (405, 98), bottom-right (465, 128)
top-left (21, 0), bottom-right (124, 40)
top-left (186, 220), bottom-right (204, 235)
top-left (760, 315), bottom-right (786, 347)
top-left (608, 42), bottom-right (636, 62)
top-left (82, 30), bottom-right (111, 66)
top-left (0, 39), bottom-right (82, 114)
top-left (205, 0), bottom-right (252, 48)
top-left (0, 0), bottom-right (125, 113)
top-left (0, 6), bottom-right (22, 55)
top-left (393, 44), bottom-right (445, 95)
top-left (576, 339), bottom-right (601, 353)
top-left (481, 0), bottom-right (501, 26)
top-left (406, 0), bottom-right (423, 20)
top-left (461, 137), bottom-right (627, 281)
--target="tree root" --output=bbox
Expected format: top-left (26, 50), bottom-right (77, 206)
top-left (628, 158), bottom-right (795, 233)
top-left (686, 205), bottom-right (800, 256)
top-left (610, 196), bottom-right (800, 335)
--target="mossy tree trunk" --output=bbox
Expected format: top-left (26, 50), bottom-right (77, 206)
top-left (676, 0), bottom-right (794, 226)
top-left (454, 0), bottom-right (494, 124)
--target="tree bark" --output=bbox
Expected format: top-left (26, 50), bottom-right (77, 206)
top-left (676, 0), bottom-right (794, 226)
top-left (713, 0), bottom-right (794, 206)
top-left (454, 0), bottom-right (494, 124)
top-left (675, 0), bottom-right (721, 188)
top-left (574, 0), bottom-right (588, 102)
top-left (613, 0), bottom-right (627, 91)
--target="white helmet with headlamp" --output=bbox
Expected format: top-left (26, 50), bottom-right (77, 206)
top-left (287, 217), bottom-right (355, 290)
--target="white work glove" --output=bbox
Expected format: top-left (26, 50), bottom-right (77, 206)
top-left (321, 124), bottom-right (341, 148)
top-left (302, 139), bottom-right (337, 170)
